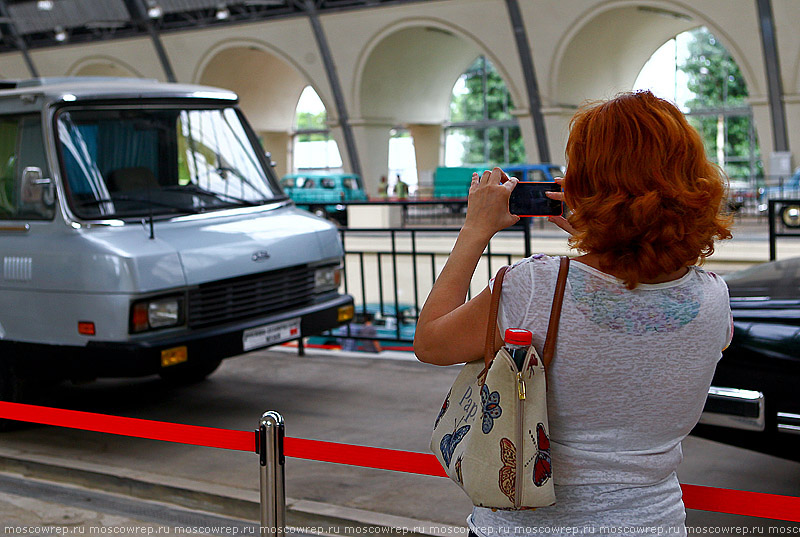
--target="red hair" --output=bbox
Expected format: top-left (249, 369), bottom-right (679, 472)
top-left (564, 90), bottom-right (732, 289)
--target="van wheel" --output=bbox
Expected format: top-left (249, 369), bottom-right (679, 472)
top-left (0, 358), bottom-right (29, 431)
top-left (780, 205), bottom-right (800, 228)
top-left (158, 358), bottom-right (222, 386)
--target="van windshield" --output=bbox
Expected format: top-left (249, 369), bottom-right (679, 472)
top-left (57, 106), bottom-right (283, 219)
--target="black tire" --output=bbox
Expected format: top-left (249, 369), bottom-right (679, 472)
top-left (780, 205), bottom-right (800, 228)
top-left (158, 358), bottom-right (222, 386)
top-left (0, 357), bottom-right (29, 431)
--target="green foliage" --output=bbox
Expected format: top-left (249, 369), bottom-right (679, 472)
top-left (296, 110), bottom-right (326, 131)
top-left (680, 27), bottom-right (760, 180)
top-left (449, 56), bottom-right (525, 165)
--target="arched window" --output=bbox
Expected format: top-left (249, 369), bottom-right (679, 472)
top-left (389, 127), bottom-right (417, 196)
top-left (635, 27), bottom-right (762, 186)
top-left (293, 86), bottom-right (342, 173)
top-left (444, 56), bottom-right (525, 166)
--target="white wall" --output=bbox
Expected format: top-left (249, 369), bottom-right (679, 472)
top-left (0, 0), bottom-right (797, 177)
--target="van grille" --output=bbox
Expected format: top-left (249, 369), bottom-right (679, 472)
top-left (187, 265), bottom-right (315, 328)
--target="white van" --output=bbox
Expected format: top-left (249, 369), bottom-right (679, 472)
top-left (0, 77), bottom-right (354, 400)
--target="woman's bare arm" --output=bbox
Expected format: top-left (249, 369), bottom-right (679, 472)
top-left (414, 168), bottom-right (518, 365)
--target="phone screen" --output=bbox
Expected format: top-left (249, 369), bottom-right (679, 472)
top-left (508, 182), bottom-right (563, 217)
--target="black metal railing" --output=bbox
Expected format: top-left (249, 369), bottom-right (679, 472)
top-left (768, 199), bottom-right (800, 260)
top-left (311, 223), bottom-right (533, 349)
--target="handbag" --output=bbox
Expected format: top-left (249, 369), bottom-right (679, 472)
top-left (429, 256), bottom-right (569, 510)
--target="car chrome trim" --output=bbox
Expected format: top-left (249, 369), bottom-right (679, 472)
top-left (699, 386), bottom-right (765, 432)
top-left (777, 412), bottom-right (800, 435)
top-left (0, 224), bottom-right (30, 233)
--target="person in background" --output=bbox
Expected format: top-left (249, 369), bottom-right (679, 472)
top-left (378, 175), bottom-right (389, 199)
top-left (414, 90), bottom-right (733, 535)
top-left (394, 174), bottom-right (408, 199)
top-left (358, 315), bottom-right (382, 353)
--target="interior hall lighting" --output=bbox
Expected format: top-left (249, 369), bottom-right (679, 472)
top-left (215, 4), bottom-right (230, 20)
top-left (146, 2), bottom-right (163, 19)
top-left (54, 26), bottom-right (67, 42)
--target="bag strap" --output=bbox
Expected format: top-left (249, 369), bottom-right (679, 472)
top-left (482, 265), bottom-right (509, 375)
top-left (542, 256), bottom-right (570, 369)
top-left (478, 257), bottom-right (570, 382)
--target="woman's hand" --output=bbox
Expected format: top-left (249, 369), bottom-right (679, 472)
top-left (463, 167), bottom-right (519, 242)
top-left (546, 176), bottom-right (577, 236)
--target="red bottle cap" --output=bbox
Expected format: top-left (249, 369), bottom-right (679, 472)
top-left (504, 328), bottom-right (532, 345)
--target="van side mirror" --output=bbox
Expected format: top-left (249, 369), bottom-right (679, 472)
top-left (21, 166), bottom-right (54, 207)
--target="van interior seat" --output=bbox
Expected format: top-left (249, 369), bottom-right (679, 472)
top-left (107, 167), bottom-right (158, 192)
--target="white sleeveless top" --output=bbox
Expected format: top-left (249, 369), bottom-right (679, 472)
top-left (469, 254), bottom-right (732, 536)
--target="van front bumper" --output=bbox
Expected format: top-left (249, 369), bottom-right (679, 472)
top-left (10, 293), bottom-right (354, 379)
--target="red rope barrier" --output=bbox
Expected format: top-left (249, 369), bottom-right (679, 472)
top-left (285, 438), bottom-right (800, 522)
top-left (285, 437), bottom-right (447, 477)
top-left (0, 401), bottom-right (254, 452)
top-left (681, 484), bottom-right (800, 523)
top-left (1, 402), bottom-right (799, 522)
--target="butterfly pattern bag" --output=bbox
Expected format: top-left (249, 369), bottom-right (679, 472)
top-left (430, 257), bottom-right (569, 510)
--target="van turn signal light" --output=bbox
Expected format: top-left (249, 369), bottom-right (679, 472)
top-left (78, 321), bottom-right (95, 336)
top-left (338, 304), bottom-right (354, 323)
top-left (161, 346), bottom-right (188, 367)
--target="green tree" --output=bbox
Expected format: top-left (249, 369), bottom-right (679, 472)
top-left (295, 110), bottom-right (328, 142)
top-left (680, 27), bottom-right (761, 181)
top-left (449, 56), bottom-right (525, 165)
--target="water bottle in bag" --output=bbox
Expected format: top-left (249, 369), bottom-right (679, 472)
top-left (504, 328), bottom-right (533, 371)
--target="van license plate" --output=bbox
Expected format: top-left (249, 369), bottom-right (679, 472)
top-left (243, 318), bottom-right (301, 351)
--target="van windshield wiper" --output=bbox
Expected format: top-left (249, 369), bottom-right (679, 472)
top-left (79, 196), bottom-right (200, 214)
top-left (161, 184), bottom-right (265, 207)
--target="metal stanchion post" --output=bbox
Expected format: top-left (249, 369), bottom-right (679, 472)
top-left (259, 411), bottom-right (286, 537)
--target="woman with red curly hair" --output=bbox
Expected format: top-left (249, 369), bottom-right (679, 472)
top-left (415, 90), bottom-right (733, 535)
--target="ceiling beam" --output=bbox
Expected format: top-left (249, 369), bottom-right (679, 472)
top-left (504, 0), bottom-right (551, 163)
top-left (755, 0), bottom-right (789, 152)
top-left (122, 0), bottom-right (176, 83)
top-left (301, 0), bottom-right (362, 178)
top-left (0, 0), bottom-right (38, 77)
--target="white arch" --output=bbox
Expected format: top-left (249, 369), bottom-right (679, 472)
top-left (193, 39), bottom-right (326, 133)
top-left (352, 17), bottom-right (524, 124)
top-left (66, 55), bottom-right (144, 78)
top-left (191, 38), bottom-right (334, 117)
top-left (549, 0), bottom-right (761, 106)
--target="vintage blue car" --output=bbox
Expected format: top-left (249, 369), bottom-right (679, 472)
top-left (280, 173), bottom-right (368, 224)
top-left (307, 304), bottom-right (417, 351)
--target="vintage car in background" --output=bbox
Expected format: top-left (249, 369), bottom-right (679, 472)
top-left (432, 164), bottom-right (564, 199)
top-left (307, 303), bottom-right (417, 351)
top-left (756, 168), bottom-right (800, 227)
top-left (280, 173), bottom-right (368, 225)
top-left (694, 257), bottom-right (800, 461)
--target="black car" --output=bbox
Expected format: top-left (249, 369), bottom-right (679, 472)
top-left (693, 257), bottom-right (800, 461)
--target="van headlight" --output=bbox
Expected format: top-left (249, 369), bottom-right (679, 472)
top-left (314, 264), bottom-right (342, 293)
top-left (131, 295), bottom-right (185, 333)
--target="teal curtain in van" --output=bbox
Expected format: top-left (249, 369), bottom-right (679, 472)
top-left (60, 113), bottom-right (159, 197)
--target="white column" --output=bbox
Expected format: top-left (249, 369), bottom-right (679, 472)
top-left (541, 107), bottom-right (573, 167)
top-left (350, 119), bottom-right (393, 197)
top-left (783, 95), bottom-right (800, 174)
top-left (258, 131), bottom-right (291, 179)
top-left (407, 123), bottom-right (442, 198)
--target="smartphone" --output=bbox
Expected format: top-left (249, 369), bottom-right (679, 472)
top-left (508, 182), bottom-right (563, 217)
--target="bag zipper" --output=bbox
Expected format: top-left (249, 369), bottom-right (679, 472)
top-left (514, 347), bottom-right (532, 509)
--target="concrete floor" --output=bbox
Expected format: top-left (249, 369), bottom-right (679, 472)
top-left (0, 348), bottom-right (797, 533)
